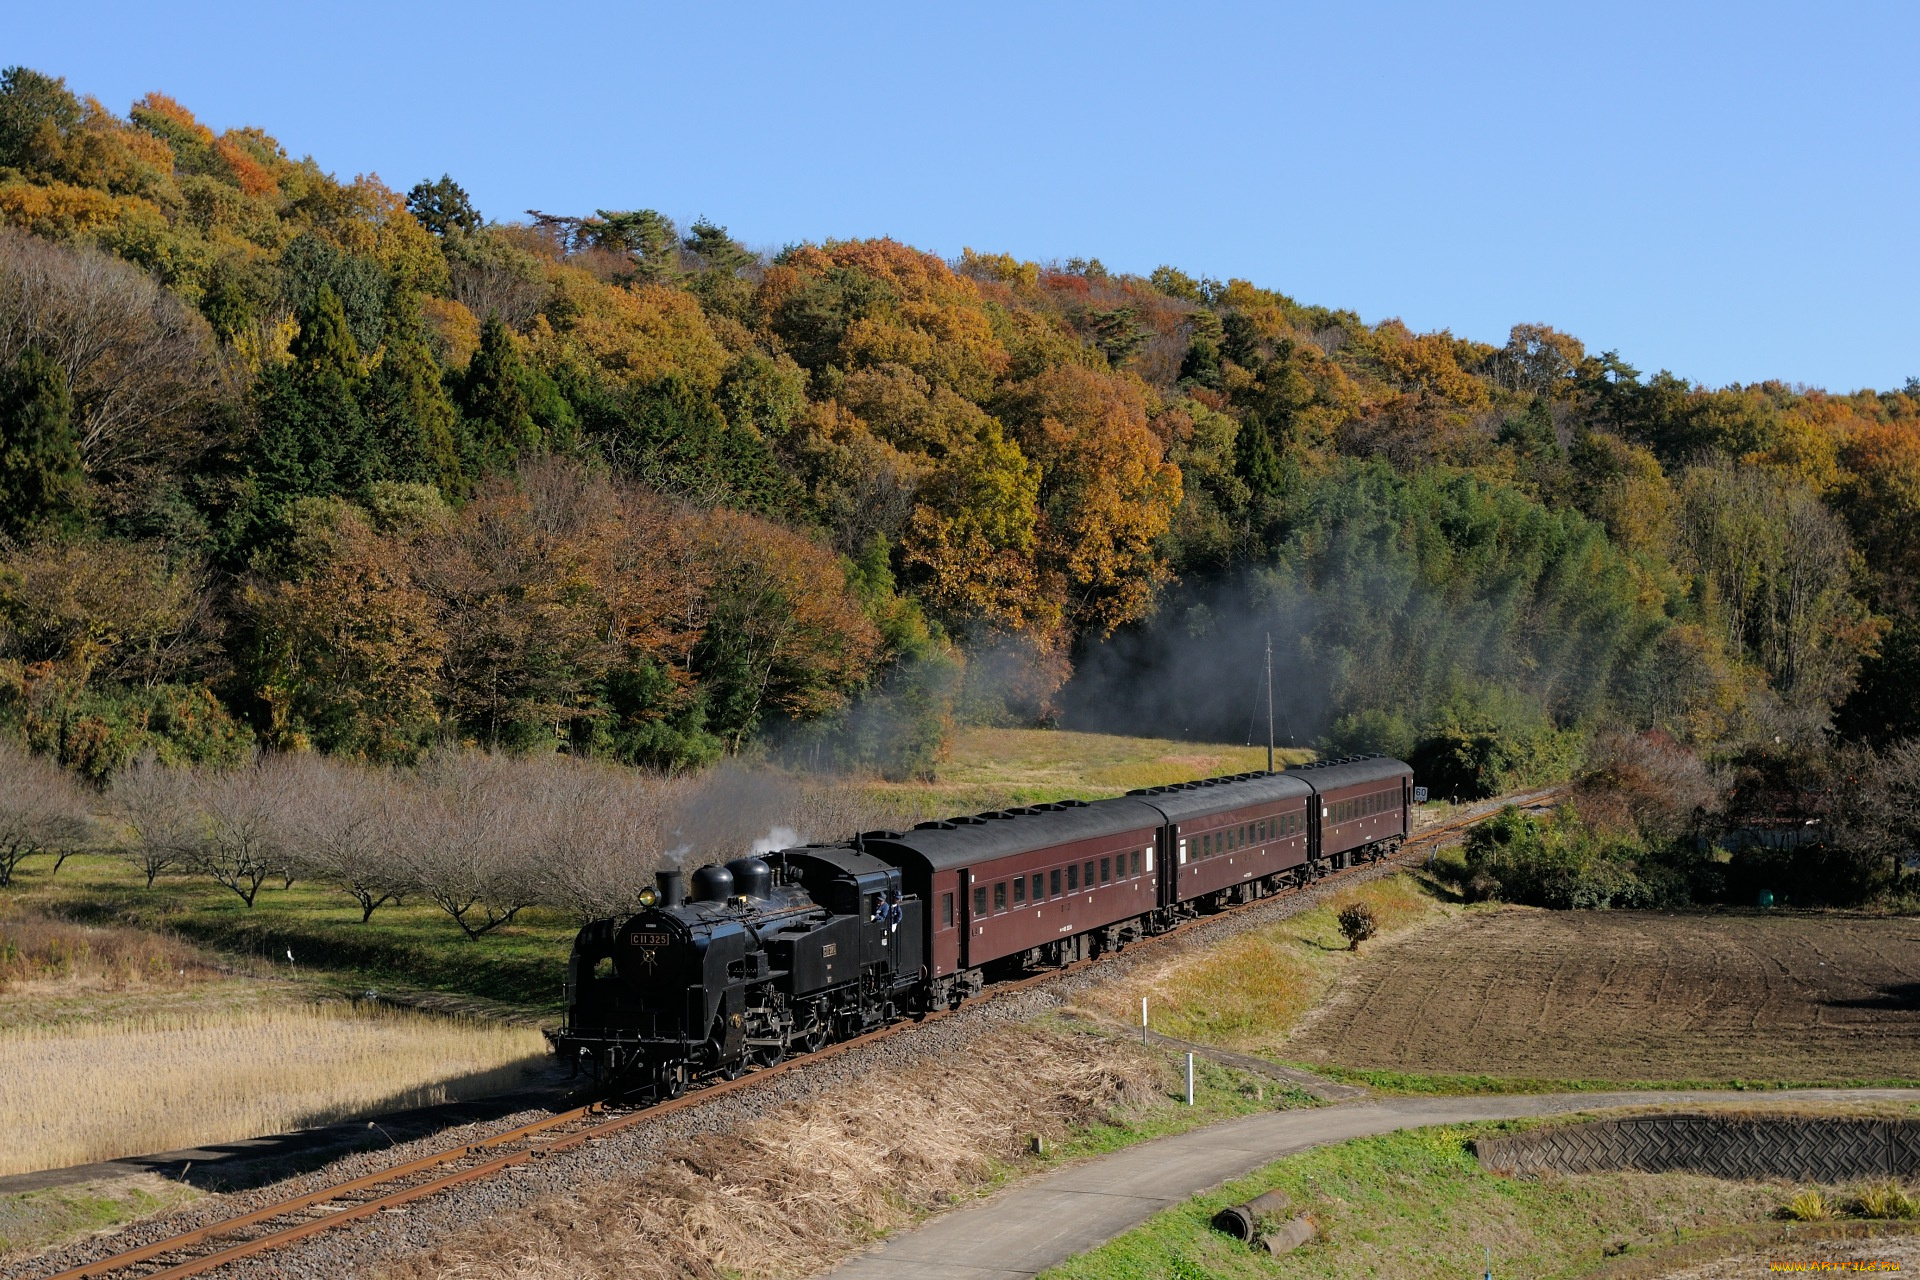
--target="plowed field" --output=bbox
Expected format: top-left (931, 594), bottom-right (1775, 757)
top-left (1288, 908), bottom-right (1920, 1082)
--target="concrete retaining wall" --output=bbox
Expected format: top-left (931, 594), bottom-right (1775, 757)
top-left (1473, 1114), bottom-right (1920, 1184)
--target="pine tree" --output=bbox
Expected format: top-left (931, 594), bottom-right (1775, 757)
top-left (289, 282), bottom-right (361, 377)
top-left (368, 303), bottom-right (466, 497)
top-left (1236, 414), bottom-right (1285, 501)
top-left (458, 314), bottom-right (538, 468)
top-left (251, 284), bottom-right (376, 512)
top-left (0, 347), bottom-right (86, 539)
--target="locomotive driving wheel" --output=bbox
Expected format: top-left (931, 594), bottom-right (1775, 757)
top-left (655, 1061), bottom-right (686, 1100)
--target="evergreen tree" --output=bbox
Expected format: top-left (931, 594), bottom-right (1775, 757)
top-left (368, 325), bottom-right (465, 497)
top-left (0, 347), bottom-right (86, 539)
top-left (404, 174), bottom-right (481, 237)
top-left (458, 313), bottom-right (539, 468)
top-left (1179, 333), bottom-right (1222, 388)
top-left (250, 285), bottom-right (376, 514)
top-left (1235, 414), bottom-right (1285, 500)
top-left (1499, 395), bottom-right (1562, 461)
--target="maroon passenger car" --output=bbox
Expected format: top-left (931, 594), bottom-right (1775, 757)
top-left (865, 798), bottom-right (1166, 1005)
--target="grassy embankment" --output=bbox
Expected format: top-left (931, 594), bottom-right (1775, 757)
top-left (1070, 872), bottom-right (1460, 1061)
top-left (0, 1177), bottom-right (203, 1259)
top-left (380, 1018), bottom-right (1320, 1280)
top-left (1038, 1118), bottom-right (1823, 1280)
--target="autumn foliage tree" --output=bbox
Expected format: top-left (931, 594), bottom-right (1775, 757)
top-left (0, 62), bottom-right (1915, 828)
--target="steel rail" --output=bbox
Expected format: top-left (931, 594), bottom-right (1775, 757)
top-left (38, 786), bottom-right (1550, 1280)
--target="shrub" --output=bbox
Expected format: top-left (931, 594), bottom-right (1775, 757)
top-left (1460, 805), bottom-right (1677, 909)
top-left (1336, 902), bottom-right (1378, 950)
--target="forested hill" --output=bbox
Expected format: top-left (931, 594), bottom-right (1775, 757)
top-left (1, 66), bottom-right (1916, 791)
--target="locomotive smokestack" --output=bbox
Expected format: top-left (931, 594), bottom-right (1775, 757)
top-left (655, 868), bottom-right (685, 908)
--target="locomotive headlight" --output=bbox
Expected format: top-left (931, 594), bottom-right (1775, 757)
top-left (637, 887), bottom-right (659, 908)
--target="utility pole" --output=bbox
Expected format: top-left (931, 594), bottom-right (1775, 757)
top-left (1265, 632), bottom-right (1275, 774)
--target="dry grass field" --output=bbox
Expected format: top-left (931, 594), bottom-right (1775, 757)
top-left (0, 907), bottom-right (219, 995)
top-left (877, 727), bottom-right (1314, 808)
top-left (0, 1004), bottom-right (549, 1177)
top-left (1289, 908), bottom-right (1920, 1084)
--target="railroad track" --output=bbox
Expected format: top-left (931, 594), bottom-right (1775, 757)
top-left (37, 786), bottom-right (1552, 1280)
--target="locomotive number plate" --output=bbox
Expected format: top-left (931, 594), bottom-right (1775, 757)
top-left (628, 933), bottom-right (673, 947)
top-left (821, 943), bottom-right (838, 958)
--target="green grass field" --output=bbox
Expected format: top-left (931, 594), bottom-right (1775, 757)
top-left (4, 855), bottom-right (578, 1016)
top-left (1038, 1119), bottom-right (1802, 1280)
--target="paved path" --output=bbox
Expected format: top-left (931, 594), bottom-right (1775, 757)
top-left (821, 1089), bottom-right (1920, 1280)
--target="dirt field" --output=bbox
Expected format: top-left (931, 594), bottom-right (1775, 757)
top-left (1288, 908), bottom-right (1920, 1083)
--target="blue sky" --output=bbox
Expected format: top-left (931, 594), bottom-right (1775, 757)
top-left (10, 1), bottom-right (1915, 392)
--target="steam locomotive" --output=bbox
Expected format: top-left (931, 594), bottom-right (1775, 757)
top-left (551, 756), bottom-right (1413, 1097)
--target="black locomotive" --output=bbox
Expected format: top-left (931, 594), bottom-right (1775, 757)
top-left (552, 755), bottom-right (1412, 1094)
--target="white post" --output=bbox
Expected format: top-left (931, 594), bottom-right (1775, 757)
top-left (1185, 1052), bottom-right (1195, 1106)
top-left (1141, 997), bottom-right (1148, 1044)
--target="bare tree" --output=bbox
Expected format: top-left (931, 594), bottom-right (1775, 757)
top-left (186, 758), bottom-right (292, 907)
top-left (0, 741), bottom-right (92, 886)
top-left (443, 228), bottom-right (551, 331)
top-left (1835, 738), bottom-right (1920, 888)
top-left (397, 752), bottom-right (541, 939)
top-left (539, 764), bottom-right (703, 922)
top-left (1574, 728), bottom-right (1722, 843)
top-left (0, 229), bottom-right (219, 478)
top-left (277, 755), bottom-right (413, 922)
top-left (107, 751), bottom-right (195, 887)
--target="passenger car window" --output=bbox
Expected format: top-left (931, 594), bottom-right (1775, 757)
top-left (1032, 873), bottom-right (1044, 901)
top-left (1130, 849), bottom-right (1141, 876)
top-left (941, 892), bottom-right (953, 928)
top-left (1013, 877), bottom-right (1026, 905)
top-left (993, 882), bottom-right (1007, 913)
top-left (1067, 864), bottom-right (1079, 891)
top-left (972, 886), bottom-right (986, 916)
top-left (1051, 868), bottom-right (1062, 897)
top-left (1100, 856), bottom-right (1112, 884)
top-left (1084, 860), bottom-right (1096, 887)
